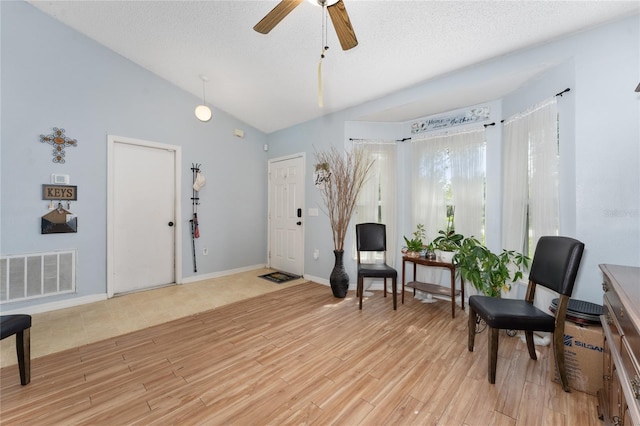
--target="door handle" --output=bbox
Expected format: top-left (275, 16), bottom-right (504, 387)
top-left (296, 221), bottom-right (302, 226)
top-left (168, 222), bottom-right (174, 227)
top-left (297, 208), bottom-right (302, 218)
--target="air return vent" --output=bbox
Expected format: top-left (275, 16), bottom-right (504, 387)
top-left (0, 250), bottom-right (76, 303)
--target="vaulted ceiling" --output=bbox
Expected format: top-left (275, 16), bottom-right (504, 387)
top-left (28, 1), bottom-right (639, 133)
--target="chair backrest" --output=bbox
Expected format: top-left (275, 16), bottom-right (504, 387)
top-left (356, 223), bottom-right (387, 253)
top-left (528, 236), bottom-right (585, 296)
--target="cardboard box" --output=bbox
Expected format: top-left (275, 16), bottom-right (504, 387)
top-left (550, 321), bottom-right (603, 395)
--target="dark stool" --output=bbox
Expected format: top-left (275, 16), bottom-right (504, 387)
top-left (0, 314), bottom-right (32, 385)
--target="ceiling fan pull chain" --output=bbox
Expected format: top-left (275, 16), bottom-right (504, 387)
top-left (318, 58), bottom-right (323, 108)
top-left (317, 4), bottom-right (330, 108)
top-left (318, 45), bottom-right (328, 108)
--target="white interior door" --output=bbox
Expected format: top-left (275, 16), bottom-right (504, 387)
top-left (107, 136), bottom-right (181, 296)
top-left (268, 155), bottom-right (304, 276)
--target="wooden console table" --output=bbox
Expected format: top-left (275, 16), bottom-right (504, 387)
top-left (401, 256), bottom-right (464, 318)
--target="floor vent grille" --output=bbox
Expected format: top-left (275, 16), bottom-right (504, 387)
top-left (0, 250), bottom-right (76, 303)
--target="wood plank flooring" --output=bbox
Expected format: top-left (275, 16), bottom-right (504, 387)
top-left (0, 282), bottom-right (599, 425)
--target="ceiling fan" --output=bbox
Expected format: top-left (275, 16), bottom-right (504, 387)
top-left (254, 0), bottom-right (358, 51)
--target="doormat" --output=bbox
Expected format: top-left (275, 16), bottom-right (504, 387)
top-left (259, 271), bottom-right (300, 284)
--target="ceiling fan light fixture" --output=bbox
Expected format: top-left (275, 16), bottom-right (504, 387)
top-left (195, 75), bottom-right (212, 122)
top-left (306, 0), bottom-right (339, 6)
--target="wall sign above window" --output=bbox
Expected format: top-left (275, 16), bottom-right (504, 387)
top-left (39, 127), bottom-right (78, 163)
top-left (411, 107), bottom-right (490, 134)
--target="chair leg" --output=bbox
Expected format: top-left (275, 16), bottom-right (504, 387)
top-left (488, 327), bottom-right (499, 384)
top-left (525, 331), bottom-right (537, 360)
top-left (16, 328), bottom-right (31, 385)
top-left (468, 308), bottom-right (477, 352)
top-left (553, 330), bottom-right (571, 392)
top-left (391, 278), bottom-right (397, 310)
top-left (358, 277), bottom-right (363, 310)
top-left (383, 278), bottom-right (387, 297)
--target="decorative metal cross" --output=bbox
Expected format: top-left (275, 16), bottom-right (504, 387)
top-left (39, 127), bottom-right (78, 163)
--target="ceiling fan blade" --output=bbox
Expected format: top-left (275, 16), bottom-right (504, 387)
top-left (327, 0), bottom-right (358, 50)
top-left (254, 0), bottom-right (304, 34)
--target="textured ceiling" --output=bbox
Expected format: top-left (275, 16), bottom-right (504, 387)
top-left (27, 1), bottom-right (640, 134)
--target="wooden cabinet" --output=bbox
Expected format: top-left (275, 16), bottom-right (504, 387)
top-left (598, 264), bottom-right (640, 426)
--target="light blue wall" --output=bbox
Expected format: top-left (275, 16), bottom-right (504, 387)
top-left (1, 1), bottom-right (268, 311)
top-left (267, 15), bottom-right (640, 304)
top-left (2, 2), bottom-right (637, 310)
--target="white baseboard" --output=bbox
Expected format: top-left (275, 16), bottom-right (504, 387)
top-left (181, 264), bottom-right (267, 284)
top-left (301, 274), bottom-right (330, 287)
top-left (0, 294), bottom-right (107, 316)
top-left (303, 276), bottom-right (411, 293)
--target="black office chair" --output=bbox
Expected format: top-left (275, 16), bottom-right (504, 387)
top-left (467, 236), bottom-right (584, 392)
top-left (0, 314), bottom-right (32, 385)
top-left (356, 223), bottom-right (398, 310)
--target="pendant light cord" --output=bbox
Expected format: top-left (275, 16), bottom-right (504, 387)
top-left (201, 78), bottom-right (207, 105)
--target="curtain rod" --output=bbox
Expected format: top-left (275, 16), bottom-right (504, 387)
top-left (349, 137), bottom-right (408, 142)
top-left (497, 88), bottom-right (571, 124)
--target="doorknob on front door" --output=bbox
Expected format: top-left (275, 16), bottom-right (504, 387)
top-left (168, 222), bottom-right (174, 227)
top-left (296, 221), bottom-right (302, 226)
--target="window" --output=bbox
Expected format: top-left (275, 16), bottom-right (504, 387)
top-left (502, 98), bottom-right (559, 256)
top-left (410, 129), bottom-right (486, 242)
top-left (353, 141), bottom-right (397, 265)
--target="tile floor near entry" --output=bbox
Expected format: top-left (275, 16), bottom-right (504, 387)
top-left (0, 268), bottom-right (306, 368)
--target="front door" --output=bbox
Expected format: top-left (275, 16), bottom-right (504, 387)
top-left (268, 155), bottom-right (305, 275)
top-left (107, 136), bottom-right (182, 296)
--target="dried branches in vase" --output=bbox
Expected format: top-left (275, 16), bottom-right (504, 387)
top-left (315, 146), bottom-right (374, 251)
top-left (314, 146), bottom-right (374, 298)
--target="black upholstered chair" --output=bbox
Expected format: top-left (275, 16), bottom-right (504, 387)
top-left (0, 314), bottom-right (32, 385)
top-left (468, 236), bottom-right (584, 392)
top-left (356, 223), bottom-right (398, 310)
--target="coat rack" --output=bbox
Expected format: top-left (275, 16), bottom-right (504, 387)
top-left (190, 163), bottom-right (204, 272)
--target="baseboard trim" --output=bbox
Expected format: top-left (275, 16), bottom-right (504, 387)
top-left (181, 264), bottom-right (268, 284)
top-left (0, 294), bottom-right (107, 316)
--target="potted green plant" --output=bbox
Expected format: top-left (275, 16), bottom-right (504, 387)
top-left (432, 229), bottom-right (464, 262)
top-left (453, 236), bottom-right (530, 297)
top-left (403, 224), bottom-right (426, 258)
top-left (425, 241), bottom-right (437, 260)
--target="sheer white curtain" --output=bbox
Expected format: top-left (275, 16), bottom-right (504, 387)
top-left (410, 135), bottom-right (448, 241)
top-left (353, 141), bottom-right (397, 265)
top-left (502, 97), bottom-right (559, 254)
top-left (411, 129), bottom-right (485, 241)
top-left (448, 129), bottom-right (486, 239)
top-left (529, 99), bottom-right (559, 244)
top-left (502, 118), bottom-right (529, 253)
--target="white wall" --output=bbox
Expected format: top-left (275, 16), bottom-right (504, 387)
top-left (1, 1), bottom-right (269, 311)
top-left (267, 15), bottom-right (640, 304)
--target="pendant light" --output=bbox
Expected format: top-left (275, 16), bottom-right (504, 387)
top-left (195, 75), bottom-right (212, 122)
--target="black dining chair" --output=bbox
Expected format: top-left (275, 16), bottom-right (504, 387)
top-left (467, 236), bottom-right (584, 391)
top-left (0, 314), bottom-right (32, 385)
top-left (356, 223), bottom-right (398, 310)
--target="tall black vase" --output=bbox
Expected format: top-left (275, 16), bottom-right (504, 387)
top-left (330, 250), bottom-right (350, 298)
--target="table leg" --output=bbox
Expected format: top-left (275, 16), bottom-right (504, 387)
top-left (401, 258), bottom-right (406, 304)
top-left (412, 263), bottom-right (417, 297)
top-left (450, 267), bottom-right (455, 318)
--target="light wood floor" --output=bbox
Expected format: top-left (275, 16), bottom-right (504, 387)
top-left (1, 281), bottom-right (599, 425)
